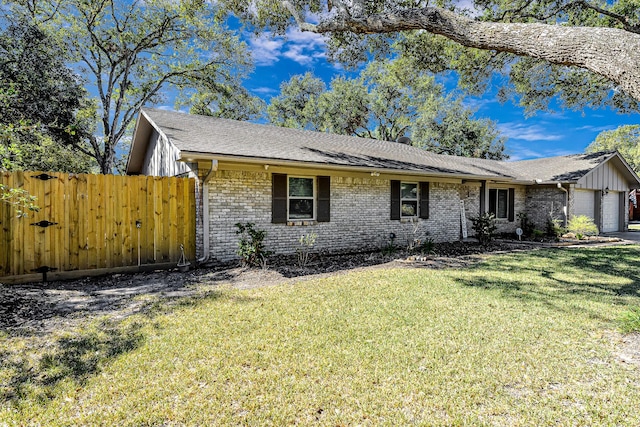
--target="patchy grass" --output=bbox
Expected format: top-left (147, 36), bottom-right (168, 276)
top-left (620, 307), bottom-right (640, 333)
top-left (629, 223), bottom-right (640, 231)
top-left (2, 246), bottom-right (640, 425)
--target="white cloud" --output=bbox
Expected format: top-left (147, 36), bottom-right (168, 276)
top-left (252, 86), bottom-right (278, 95)
top-left (498, 122), bottom-right (564, 142)
top-left (574, 125), bottom-right (617, 133)
top-left (247, 28), bottom-right (327, 67)
top-left (506, 142), bottom-right (574, 161)
top-left (248, 32), bottom-right (285, 66)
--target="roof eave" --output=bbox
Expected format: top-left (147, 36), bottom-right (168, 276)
top-left (178, 150), bottom-right (508, 181)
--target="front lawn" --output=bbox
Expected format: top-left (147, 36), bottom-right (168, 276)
top-left (2, 246), bottom-right (640, 425)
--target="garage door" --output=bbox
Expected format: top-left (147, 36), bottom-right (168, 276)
top-left (602, 191), bottom-right (620, 232)
top-left (574, 190), bottom-right (595, 219)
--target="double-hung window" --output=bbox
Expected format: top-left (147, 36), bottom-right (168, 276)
top-left (489, 189), bottom-right (508, 219)
top-left (272, 174), bottom-right (330, 223)
top-left (390, 180), bottom-right (429, 220)
top-left (288, 176), bottom-right (315, 220)
top-left (401, 182), bottom-right (418, 217)
top-left (488, 188), bottom-right (515, 221)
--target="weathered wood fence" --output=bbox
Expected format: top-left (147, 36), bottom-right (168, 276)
top-left (1, 171), bottom-right (196, 282)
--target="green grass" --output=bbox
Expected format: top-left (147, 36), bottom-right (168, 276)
top-left (629, 223), bottom-right (640, 231)
top-left (2, 246), bottom-right (640, 425)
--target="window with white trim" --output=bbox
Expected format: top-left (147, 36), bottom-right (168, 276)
top-left (288, 176), bottom-right (315, 220)
top-left (401, 182), bottom-right (418, 217)
top-left (489, 188), bottom-right (508, 219)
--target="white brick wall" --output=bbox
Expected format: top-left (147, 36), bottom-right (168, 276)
top-left (206, 171), bottom-right (465, 261)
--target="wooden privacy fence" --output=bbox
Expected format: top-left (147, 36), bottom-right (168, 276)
top-left (1, 171), bottom-right (196, 282)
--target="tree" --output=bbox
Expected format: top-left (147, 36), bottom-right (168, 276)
top-left (268, 73), bottom-right (327, 130)
top-left (12, 0), bottom-right (255, 174)
top-left (0, 20), bottom-right (97, 173)
top-left (223, 0), bottom-right (640, 111)
top-left (267, 59), bottom-right (506, 159)
top-left (586, 125), bottom-right (640, 172)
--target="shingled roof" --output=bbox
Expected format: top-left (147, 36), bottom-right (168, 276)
top-left (127, 108), bottom-right (640, 187)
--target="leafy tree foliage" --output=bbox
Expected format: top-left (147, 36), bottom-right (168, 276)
top-left (11, 0), bottom-right (255, 174)
top-left (0, 20), bottom-right (97, 173)
top-left (586, 125), bottom-right (640, 173)
top-left (222, 0), bottom-right (640, 111)
top-left (267, 60), bottom-right (506, 159)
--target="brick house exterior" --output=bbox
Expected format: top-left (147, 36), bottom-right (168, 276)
top-left (127, 109), bottom-right (640, 263)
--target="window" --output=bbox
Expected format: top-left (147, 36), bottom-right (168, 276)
top-left (390, 181), bottom-right (429, 220)
top-left (488, 188), bottom-right (515, 221)
top-left (401, 182), bottom-right (418, 217)
top-left (288, 177), bottom-right (314, 220)
top-left (272, 174), bottom-right (330, 223)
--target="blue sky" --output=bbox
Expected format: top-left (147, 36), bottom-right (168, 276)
top-left (240, 28), bottom-right (639, 161)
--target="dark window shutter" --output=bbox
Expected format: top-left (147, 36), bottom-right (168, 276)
top-left (508, 188), bottom-right (515, 222)
top-left (390, 180), bottom-right (400, 220)
top-left (419, 182), bottom-right (429, 219)
top-left (272, 174), bottom-right (287, 223)
top-left (317, 176), bottom-right (330, 222)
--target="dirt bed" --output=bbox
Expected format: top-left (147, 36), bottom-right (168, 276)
top-left (0, 241), bottom-right (525, 334)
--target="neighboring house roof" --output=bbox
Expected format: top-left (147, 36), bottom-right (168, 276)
top-left (126, 108), bottom-right (640, 187)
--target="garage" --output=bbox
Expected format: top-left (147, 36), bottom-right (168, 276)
top-left (574, 189), bottom-right (595, 219)
top-left (602, 191), bottom-right (620, 232)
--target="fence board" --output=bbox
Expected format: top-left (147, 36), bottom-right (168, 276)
top-left (0, 171), bottom-right (196, 280)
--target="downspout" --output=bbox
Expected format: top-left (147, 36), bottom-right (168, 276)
top-left (197, 161), bottom-right (217, 264)
top-left (557, 182), bottom-right (569, 228)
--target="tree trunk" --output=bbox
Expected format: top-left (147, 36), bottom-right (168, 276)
top-left (294, 5), bottom-right (640, 102)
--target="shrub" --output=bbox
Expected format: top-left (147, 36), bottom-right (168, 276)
top-left (546, 218), bottom-right (564, 239)
top-left (516, 212), bottom-right (535, 238)
top-left (471, 213), bottom-right (497, 246)
top-left (620, 307), bottom-right (640, 333)
top-left (296, 232), bottom-right (317, 267)
top-left (381, 232), bottom-right (397, 255)
top-left (235, 222), bottom-right (272, 267)
top-left (567, 215), bottom-right (599, 238)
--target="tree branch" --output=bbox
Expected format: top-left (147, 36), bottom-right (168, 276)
top-left (291, 5), bottom-right (640, 102)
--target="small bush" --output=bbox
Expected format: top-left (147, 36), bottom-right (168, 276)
top-left (532, 229), bottom-right (545, 240)
top-left (235, 222), bottom-right (272, 267)
top-left (517, 212), bottom-right (535, 238)
top-left (296, 233), bottom-right (317, 267)
top-left (620, 307), bottom-right (640, 333)
top-left (567, 215), bottom-right (599, 238)
top-left (546, 218), bottom-right (563, 239)
top-left (471, 213), bottom-right (497, 246)
top-left (381, 232), bottom-right (397, 255)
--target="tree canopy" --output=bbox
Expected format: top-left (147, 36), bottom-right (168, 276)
top-left (267, 59), bottom-right (506, 159)
top-left (0, 20), bottom-right (97, 173)
top-left (8, 0), bottom-right (256, 173)
top-left (586, 125), bottom-right (640, 173)
top-left (223, 0), bottom-right (640, 113)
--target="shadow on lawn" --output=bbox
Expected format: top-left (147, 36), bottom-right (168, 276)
top-left (1, 320), bottom-right (144, 403)
top-left (454, 246), bottom-right (640, 317)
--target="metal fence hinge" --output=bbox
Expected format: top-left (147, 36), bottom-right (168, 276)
top-left (32, 173), bottom-right (57, 181)
top-left (31, 220), bottom-right (58, 228)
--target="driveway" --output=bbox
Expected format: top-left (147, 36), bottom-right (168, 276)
top-left (603, 230), bottom-right (640, 242)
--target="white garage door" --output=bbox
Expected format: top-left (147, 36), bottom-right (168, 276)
top-left (602, 191), bottom-right (620, 232)
top-left (574, 190), bottom-right (595, 220)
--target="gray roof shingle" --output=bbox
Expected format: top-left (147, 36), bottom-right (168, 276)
top-left (138, 108), bottom-right (513, 179)
top-left (130, 108), bottom-right (638, 186)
